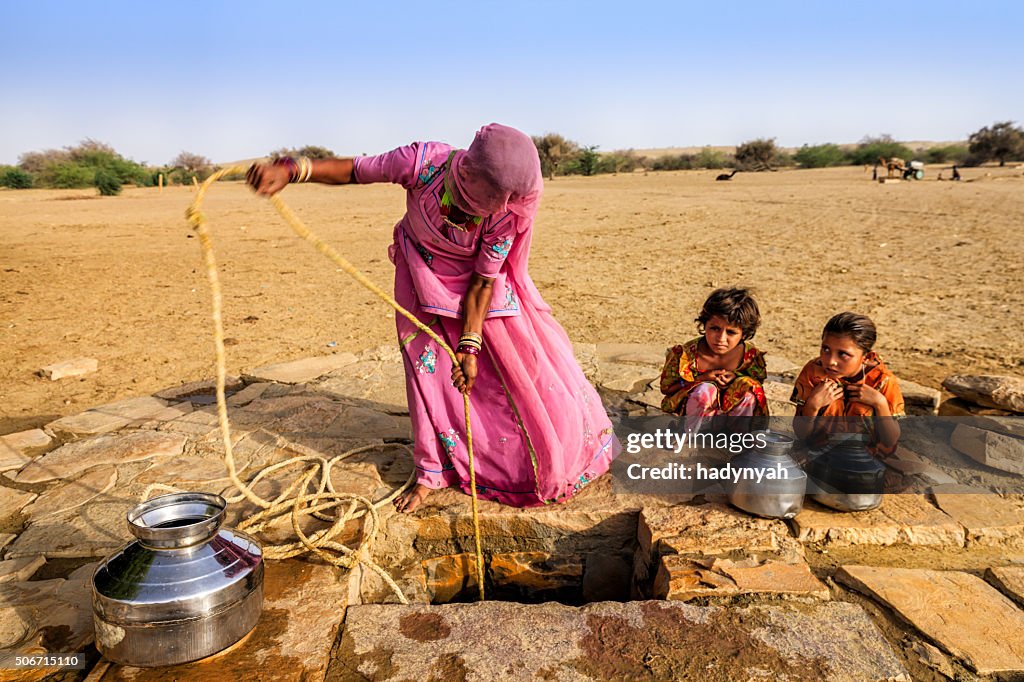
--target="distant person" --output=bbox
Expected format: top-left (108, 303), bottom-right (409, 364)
top-left (790, 312), bottom-right (904, 455)
top-left (952, 165), bottom-right (962, 181)
top-left (245, 124), bottom-right (620, 512)
top-left (660, 287), bottom-right (768, 432)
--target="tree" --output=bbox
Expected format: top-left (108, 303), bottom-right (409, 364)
top-left (532, 133), bottom-right (577, 179)
top-left (967, 121), bottom-right (1024, 166)
top-left (576, 145), bottom-right (600, 176)
top-left (269, 145), bottom-right (336, 160)
top-left (0, 167), bottom-right (33, 189)
top-left (171, 151), bottom-right (211, 172)
top-left (734, 138), bottom-right (779, 170)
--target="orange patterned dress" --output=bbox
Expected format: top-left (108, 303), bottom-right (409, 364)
top-left (659, 337), bottom-right (768, 416)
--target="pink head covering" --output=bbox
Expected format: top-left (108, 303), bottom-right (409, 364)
top-left (447, 123), bottom-right (543, 219)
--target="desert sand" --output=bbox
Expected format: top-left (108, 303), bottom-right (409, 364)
top-left (2, 164), bottom-right (1022, 433)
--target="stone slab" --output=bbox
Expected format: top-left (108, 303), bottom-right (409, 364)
top-left (789, 495), bottom-right (964, 547)
top-left (0, 489), bottom-right (37, 519)
top-left (600, 361), bottom-right (659, 393)
top-left (898, 378), bottom-right (941, 415)
top-left (335, 599), bottom-right (906, 681)
top-left (939, 398), bottom-right (1012, 417)
top-left (15, 431), bottom-right (186, 484)
top-left (572, 342), bottom-right (600, 384)
top-left (313, 346), bottom-right (408, 413)
top-left (0, 534), bottom-right (14, 554)
top-left (987, 566), bottom-right (1024, 606)
top-left (156, 408), bottom-right (221, 438)
top-left (943, 374), bottom-right (1024, 413)
top-left (0, 556), bottom-right (45, 584)
top-left (22, 466), bottom-right (118, 520)
top-left (639, 502), bottom-right (804, 559)
top-left (90, 396), bottom-right (171, 420)
top-left (45, 409), bottom-right (132, 439)
top-left (956, 414), bottom-right (1024, 439)
top-left (1, 429), bottom-right (54, 458)
top-left (596, 343), bottom-right (667, 367)
top-left (0, 440), bottom-right (32, 473)
top-left (932, 488), bottom-right (1024, 547)
top-left (655, 554), bottom-right (829, 601)
top-left (244, 354), bottom-right (358, 385)
top-left (39, 357), bottom-right (97, 380)
top-left (5, 496), bottom-right (136, 559)
top-left (836, 565), bottom-right (1024, 676)
top-left (950, 423), bottom-right (1024, 475)
top-left (225, 381), bottom-right (271, 407)
top-left (153, 375), bottom-right (243, 401)
top-left (104, 560), bottom-right (349, 682)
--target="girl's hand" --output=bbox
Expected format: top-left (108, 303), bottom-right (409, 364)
top-left (845, 383), bottom-right (887, 412)
top-left (245, 163), bottom-right (290, 196)
top-left (806, 379), bottom-right (843, 413)
top-left (451, 353), bottom-right (478, 395)
top-left (715, 370), bottom-right (736, 387)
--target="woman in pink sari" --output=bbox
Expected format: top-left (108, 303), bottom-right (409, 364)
top-left (247, 124), bottom-right (619, 512)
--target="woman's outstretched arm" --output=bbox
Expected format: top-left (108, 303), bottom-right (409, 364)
top-left (246, 158), bottom-right (356, 195)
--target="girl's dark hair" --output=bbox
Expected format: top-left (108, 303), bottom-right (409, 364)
top-left (696, 287), bottom-right (761, 340)
top-left (823, 312), bottom-right (877, 352)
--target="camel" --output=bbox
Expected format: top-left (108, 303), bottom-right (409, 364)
top-left (877, 156), bottom-right (906, 178)
top-left (716, 170), bottom-right (739, 181)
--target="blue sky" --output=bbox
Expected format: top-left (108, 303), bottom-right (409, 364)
top-left (1, 1), bottom-right (1021, 165)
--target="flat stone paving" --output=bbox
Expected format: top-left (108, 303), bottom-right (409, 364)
top-left (335, 600), bottom-right (908, 681)
top-left (1, 344), bottom-right (1023, 681)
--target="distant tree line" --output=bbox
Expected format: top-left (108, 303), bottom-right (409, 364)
top-left (2, 122), bottom-right (1021, 192)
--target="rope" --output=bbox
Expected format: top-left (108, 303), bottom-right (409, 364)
top-left (172, 166), bottom-right (486, 602)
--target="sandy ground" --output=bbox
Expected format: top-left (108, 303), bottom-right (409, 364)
top-left (2, 165), bottom-right (1022, 434)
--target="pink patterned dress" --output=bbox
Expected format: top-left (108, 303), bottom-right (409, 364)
top-left (353, 141), bottom-right (619, 507)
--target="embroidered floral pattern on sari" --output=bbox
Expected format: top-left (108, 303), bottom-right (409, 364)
top-left (490, 238), bottom-right (512, 257)
top-left (417, 161), bottom-right (439, 186)
top-left (504, 283), bottom-right (518, 311)
top-left (438, 428), bottom-right (461, 456)
top-left (416, 346), bottom-right (437, 374)
top-left (413, 240), bottom-right (434, 268)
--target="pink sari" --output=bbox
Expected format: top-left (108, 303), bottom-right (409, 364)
top-left (354, 127), bottom-right (619, 506)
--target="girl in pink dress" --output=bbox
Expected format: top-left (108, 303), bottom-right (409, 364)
top-left (247, 124), bottom-right (619, 512)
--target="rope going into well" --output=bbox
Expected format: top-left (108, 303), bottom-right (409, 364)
top-left (156, 166), bottom-right (487, 602)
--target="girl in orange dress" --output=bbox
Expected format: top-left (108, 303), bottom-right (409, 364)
top-left (660, 287), bottom-right (768, 432)
top-left (790, 312), bottom-right (904, 454)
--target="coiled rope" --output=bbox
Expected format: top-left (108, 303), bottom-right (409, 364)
top-left (148, 166), bottom-right (486, 602)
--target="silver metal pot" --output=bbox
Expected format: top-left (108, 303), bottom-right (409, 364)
top-left (92, 492), bottom-right (264, 667)
top-left (728, 431), bottom-right (807, 519)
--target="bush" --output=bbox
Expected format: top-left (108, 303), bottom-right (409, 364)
top-left (847, 135), bottom-right (913, 166)
top-left (735, 138), bottom-right (779, 170)
top-left (923, 145), bottom-right (969, 165)
top-left (47, 163), bottom-right (94, 188)
top-left (694, 148), bottom-right (729, 169)
top-left (0, 166), bottom-right (33, 188)
top-left (651, 154), bottom-right (694, 171)
top-left (793, 144), bottom-right (845, 168)
top-left (94, 169), bottom-right (122, 196)
top-left (598, 150), bottom-right (642, 174)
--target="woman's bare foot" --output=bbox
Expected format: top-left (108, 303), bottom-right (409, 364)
top-left (393, 484), bottom-right (432, 513)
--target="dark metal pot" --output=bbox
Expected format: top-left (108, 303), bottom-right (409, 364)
top-left (806, 433), bottom-right (885, 512)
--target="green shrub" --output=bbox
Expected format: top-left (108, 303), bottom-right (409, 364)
top-left (651, 154), bottom-right (694, 171)
top-left (94, 169), bottom-right (122, 196)
top-left (694, 148), bottom-right (729, 169)
top-left (923, 145), bottom-right (969, 164)
top-left (793, 144), bottom-right (846, 168)
top-left (47, 163), bottom-right (94, 188)
top-left (0, 166), bottom-right (33, 188)
top-left (846, 135), bottom-right (913, 166)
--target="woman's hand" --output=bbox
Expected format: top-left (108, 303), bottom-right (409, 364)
top-left (245, 163), bottom-right (290, 196)
top-left (451, 352), bottom-right (478, 395)
top-left (702, 369), bottom-right (735, 387)
top-left (804, 379), bottom-right (843, 414)
top-left (845, 383), bottom-right (889, 413)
